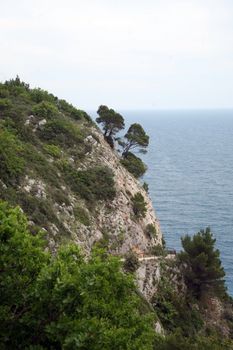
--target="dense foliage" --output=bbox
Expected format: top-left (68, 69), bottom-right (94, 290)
top-left (60, 162), bottom-right (116, 202)
top-left (0, 201), bottom-right (156, 349)
top-left (151, 229), bottom-right (233, 349)
top-left (120, 152), bottom-right (147, 178)
top-left (121, 123), bottom-right (149, 156)
top-left (96, 104), bottom-right (149, 179)
top-left (0, 128), bottom-right (25, 184)
top-left (96, 105), bottom-right (125, 147)
top-left (179, 227), bottom-right (226, 299)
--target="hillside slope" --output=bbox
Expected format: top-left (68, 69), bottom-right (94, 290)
top-left (0, 77), bottom-right (162, 257)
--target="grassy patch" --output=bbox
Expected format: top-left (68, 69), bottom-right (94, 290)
top-left (74, 205), bottom-right (91, 226)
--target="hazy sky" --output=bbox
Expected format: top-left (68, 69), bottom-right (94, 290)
top-left (1, 0), bottom-right (233, 110)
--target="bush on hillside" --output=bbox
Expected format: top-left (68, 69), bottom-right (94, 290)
top-left (120, 152), bottom-right (147, 178)
top-left (32, 101), bottom-right (59, 119)
top-left (146, 224), bottom-right (157, 239)
top-left (0, 201), bottom-right (155, 349)
top-left (30, 88), bottom-right (57, 104)
top-left (38, 118), bottom-right (84, 147)
top-left (43, 144), bottom-right (61, 158)
top-left (132, 192), bottom-right (147, 218)
top-left (0, 98), bottom-right (12, 111)
top-left (123, 251), bottom-right (140, 273)
top-left (73, 205), bottom-right (91, 226)
top-left (60, 163), bottom-right (116, 202)
top-left (0, 128), bottom-right (25, 184)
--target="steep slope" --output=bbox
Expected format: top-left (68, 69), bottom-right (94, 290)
top-left (0, 78), bottom-right (162, 258)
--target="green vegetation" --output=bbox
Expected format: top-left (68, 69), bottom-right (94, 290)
top-left (0, 128), bottom-right (25, 184)
top-left (38, 118), bottom-right (84, 147)
top-left (60, 162), bottom-right (116, 202)
top-left (132, 192), bottom-right (147, 218)
top-left (0, 201), bottom-right (155, 349)
top-left (121, 123), bottom-right (149, 156)
top-left (150, 244), bottom-right (165, 256)
top-left (1, 202), bottom-right (232, 349)
top-left (1, 78), bottom-right (232, 349)
top-left (74, 205), bottom-right (91, 226)
top-left (146, 224), bottom-right (157, 238)
top-left (43, 144), bottom-right (62, 158)
top-left (152, 276), bottom-right (203, 335)
top-left (0, 76), bottom-right (94, 238)
top-left (178, 227), bottom-right (226, 299)
top-left (120, 151), bottom-right (147, 178)
top-left (151, 229), bottom-right (233, 349)
top-left (123, 251), bottom-right (140, 273)
top-left (154, 331), bottom-right (233, 350)
top-left (32, 100), bottom-right (59, 119)
top-left (0, 98), bottom-right (12, 110)
top-left (143, 181), bottom-right (149, 193)
top-left (96, 104), bottom-right (149, 178)
top-left (96, 105), bottom-right (125, 147)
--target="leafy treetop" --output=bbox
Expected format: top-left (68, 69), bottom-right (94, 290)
top-left (96, 105), bottom-right (125, 147)
top-left (178, 227), bottom-right (226, 299)
top-left (121, 123), bottom-right (149, 156)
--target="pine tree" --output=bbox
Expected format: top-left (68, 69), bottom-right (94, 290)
top-left (179, 227), bottom-right (226, 299)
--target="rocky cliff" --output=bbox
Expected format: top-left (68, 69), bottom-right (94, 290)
top-left (0, 79), bottom-right (163, 300)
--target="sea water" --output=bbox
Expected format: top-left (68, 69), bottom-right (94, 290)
top-left (122, 110), bottom-right (233, 295)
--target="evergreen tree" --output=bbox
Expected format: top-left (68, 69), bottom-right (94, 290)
top-left (96, 105), bottom-right (125, 147)
top-left (121, 123), bottom-right (149, 157)
top-left (179, 227), bottom-right (226, 299)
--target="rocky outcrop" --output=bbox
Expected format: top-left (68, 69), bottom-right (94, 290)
top-left (53, 128), bottom-right (162, 256)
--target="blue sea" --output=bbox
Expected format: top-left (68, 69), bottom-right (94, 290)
top-left (122, 110), bottom-right (233, 296)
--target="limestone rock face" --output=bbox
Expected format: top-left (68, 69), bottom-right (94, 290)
top-left (136, 258), bottom-right (161, 301)
top-left (71, 129), bottom-right (163, 256)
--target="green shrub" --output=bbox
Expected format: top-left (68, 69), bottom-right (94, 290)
top-left (32, 101), bottom-right (59, 119)
top-left (150, 244), bottom-right (165, 256)
top-left (57, 99), bottom-right (82, 119)
top-left (142, 182), bottom-right (149, 193)
top-left (30, 88), bottom-right (57, 103)
top-left (178, 228), bottom-right (226, 299)
top-left (120, 152), bottom-right (147, 178)
top-left (43, 144), bottom-right (61, 158)
top-left (23, 147), bottom-right (60, 187)
top-left (18, 193), bottom-right (58, 227)
top-left (151, 278), bottom-right (203, 336)
top-left (39, 118), bottom-right (84, 147)
top-left (123, 251), bottom-right (140, 273)
top-left (60, 163), bottom-right (116, 202)
top-left (146, 224), bottom-right (157, 238)
top-left (0, 85), bottom-right (9, 98)
top-left (0, 129), bottom-right (25, 183)
top-left (5, 76), bottom-right (29, 90)
top-left (132, 192), bottom-right (147, 218)
top-left (0, 201), bottom-right (155, 349)
top-left (52, 188), bottom-right (70, 206)
top-left (74, 205), bottom-right (91, 226)
top-left (0, 98), bottom-right (12, 111)
top-left (154, 331), bottom-right (233, 350)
